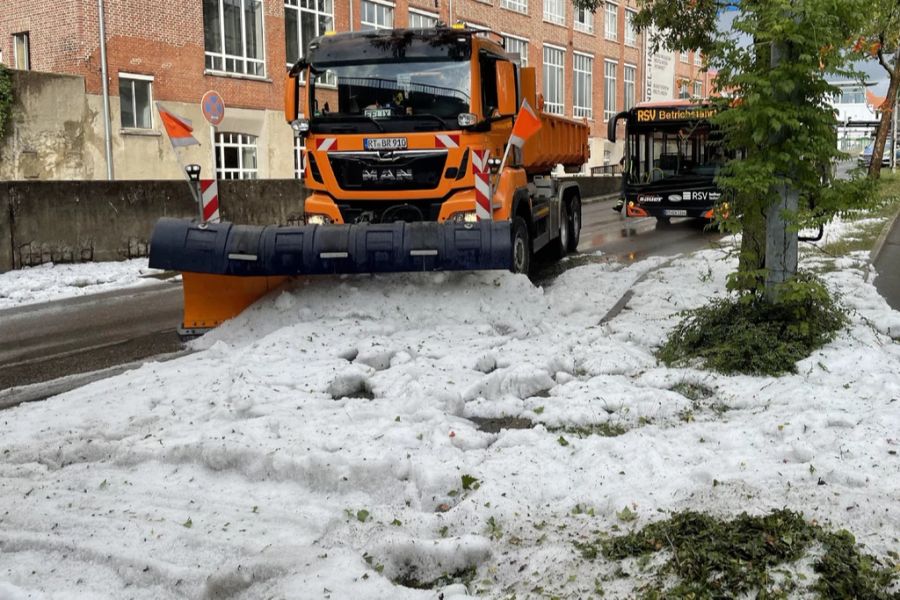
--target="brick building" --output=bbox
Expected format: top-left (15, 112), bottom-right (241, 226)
top-left (0, 0), bottom-right (713, 180)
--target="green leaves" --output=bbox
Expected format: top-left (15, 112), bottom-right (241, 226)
top-left (0, 65), bottom-right (12, 140)
top-left (461, 474), bottom-right (480, 491)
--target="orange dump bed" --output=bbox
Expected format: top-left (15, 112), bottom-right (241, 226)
top-left (522, 112), bottom-right (590, 174)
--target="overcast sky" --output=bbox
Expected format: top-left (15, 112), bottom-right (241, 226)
top-left (715, 8), bottom-right (891, 95)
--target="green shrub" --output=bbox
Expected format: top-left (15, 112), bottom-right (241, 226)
top-left (0, 64), bottom-right (12, 140)
top-left (657, 274), bottom-right (847, 376)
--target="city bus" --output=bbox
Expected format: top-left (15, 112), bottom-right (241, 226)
top-left (608, 100), bottom-right (732, 224)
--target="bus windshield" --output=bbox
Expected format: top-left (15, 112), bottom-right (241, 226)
top-left (626, 122), bottom-right (727, 185)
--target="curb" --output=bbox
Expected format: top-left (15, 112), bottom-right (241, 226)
top-left (582, 192), bottom-right (621, 205)
top-left (870, 203), bottom-right (900, 263)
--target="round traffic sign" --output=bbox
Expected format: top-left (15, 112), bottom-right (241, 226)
top-left (201, 90), bottom-right (225, 126)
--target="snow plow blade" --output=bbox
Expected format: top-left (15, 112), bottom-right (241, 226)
top-left (149, 218), bottom-right (513, 275)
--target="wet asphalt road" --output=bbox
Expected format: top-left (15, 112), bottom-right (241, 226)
top-left (0, 197), bottom-right (723, 395)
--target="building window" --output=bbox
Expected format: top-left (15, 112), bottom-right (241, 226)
top-left (625, 9), bottom-right (637, 46)
top-left (119, 75), bottom-right (153, 129)
top-left (604, 3), bottom-right (618, 41)
top-left (216, 133), bottom-right (259, 179)
top-left (13, 32), bottom-right (30, 70)
top-left (543, 45), bottom-right (565, 115)
top-left (294, 137), bottom-right (305, 179)
top-left (503, 34), bottom-right (528, 66)
top-left (203, 0), bottom-right (265, 76)
top-left (840, 86), bottom-right (865, 104)
top-left (285, 0), bottom-right (333, 68)
top-left (573, 52), bottom-right (593, 119)
top-left (361, 0), bottom-right (394, 30)
top-left (693, 80), bottom-right (703, 98)
top-left (604, 59), bottom-right (616, 121)
top-left (543, 0), bottom-right (564, 25)
top-left (500, 0), bottom-right (528, 15)
top-left (680, 51), bottom-right (689, 63)
top-left (694, 51), bottom-right (702, 66)
top-left (679, 80), bottom-right (689, 99)
top-left (624, 64), bottom-right (636, 110)
top-left (574, 8), bottom-right (594, 34)
top-left (408, 8), bottom-right (438, 28)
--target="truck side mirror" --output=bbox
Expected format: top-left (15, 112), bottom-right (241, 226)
top-left (284, 72), bottom-right (300, 123)
top-left (495, 61), bottom-right (517, 116)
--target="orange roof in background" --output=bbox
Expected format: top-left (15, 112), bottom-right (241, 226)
top-left (866, 89), bottom-right (888, 110)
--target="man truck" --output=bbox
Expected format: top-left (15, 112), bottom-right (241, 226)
top-left (150, 26), bottom-right (590, 335)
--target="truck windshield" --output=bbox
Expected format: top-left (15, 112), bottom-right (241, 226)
top-left (309, 60), bottom-right (471, 133)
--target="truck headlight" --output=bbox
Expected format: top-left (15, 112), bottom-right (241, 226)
top-left (457, 113), bottom-right (477, 127)
top-left (449, 211), bottom-right (478, 223)
top-left (290, 118), bottom-right (310, 137)
top-left (306, 213), bottom-right (333, 225)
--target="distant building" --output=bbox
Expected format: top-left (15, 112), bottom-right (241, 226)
top-left (828, 80), bottom-right (882, 153)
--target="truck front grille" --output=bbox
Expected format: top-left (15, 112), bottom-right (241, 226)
top-left (328, 151), bottom-right (448, 191)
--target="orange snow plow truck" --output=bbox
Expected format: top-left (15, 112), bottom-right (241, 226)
top-left (149, 26), bottom-right (589, 336)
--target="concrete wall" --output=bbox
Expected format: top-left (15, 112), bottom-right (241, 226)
top-left (571, 175), bottom-right (623, 198)
top-left (0, 179), bottom-right (307, 272)
top-left (0, 70), bottom-right (298, 181)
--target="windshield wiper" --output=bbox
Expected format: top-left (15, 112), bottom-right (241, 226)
top-left (401, 113), bottom-right (450, 129)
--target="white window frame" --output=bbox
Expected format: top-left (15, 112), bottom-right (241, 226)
top-left (499, 0), bottom-right (528, 15)
top-left (502, 33), bottom-right (529, 67)
top-left (694, 50), bottom-right (702, 66)
top-left (679, 80), bottom-right (689, 99)
top-left (624, 63), bottom-right (636, 111)
top-left (574, 8), bottom-right (594, 34)
top-left (542, 44), bottom-right (565, 115)
top-left (204, 0), bottom-right (267, 77)
top-left (361, 0), bottom-right (394, 30)
top-left (119, 73), bottom-right (154, 130)
top-left (625, 9), bottom-right (637, 46)
top-left (408, 8), bottom-right (438, 28)
top-left (680, 51), bottom-right (689, 64)
top-left (13, 32), bottom-right (30, 70)
top-left (573, 51), bottom-right (593, 120)
top-left (216, 132), bottom-right (259, 180)
top-left (603, 59), bottom-right (617, 122)
top-left (693, 80), bottom-right (703, 98)
top-left (284, 0), bottom-right (334, 74)
top-left (604, 3), bottom-right (618, 41)
top-left (543, 0), bottom-right (565, 25)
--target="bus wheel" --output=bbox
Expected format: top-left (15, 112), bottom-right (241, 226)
top-left (510, 217), bottom-right (532, 275)
top-left (655, 216), bottom-right (671, 228)
top-left (566, 194), bottom-right (581, 252)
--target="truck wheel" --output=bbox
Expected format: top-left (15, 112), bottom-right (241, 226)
top-left (510, 216), bottom-right (531, 275)
top-left (549, 202), bottom-right (569, 260)
top-left (566, 194), bottom-right (581, 253)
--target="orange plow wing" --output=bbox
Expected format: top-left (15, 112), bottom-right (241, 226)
top-left (179, 273), bottom-right (288, 337)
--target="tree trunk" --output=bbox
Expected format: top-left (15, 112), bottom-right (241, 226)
top-left (868, 48), bottom-right (900, 179)
top-left (733, 199), bottom-right (767, 293)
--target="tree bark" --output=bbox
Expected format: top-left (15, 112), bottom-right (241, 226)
top-left (868, 46), bottom-right (900, 179)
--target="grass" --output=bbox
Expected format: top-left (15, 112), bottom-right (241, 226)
top-left (814, 171), bottom-right (900, 259)
top-left (576, 509), bottom-right (899, 599)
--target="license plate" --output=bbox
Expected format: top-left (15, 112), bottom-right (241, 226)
top-left (664, 209), bottom-right (687, 216)
top-left (364, 137), bottom-right (408, 151)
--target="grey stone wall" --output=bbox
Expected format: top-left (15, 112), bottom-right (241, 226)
top-left (0, 180), bottom-right (307, 272)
